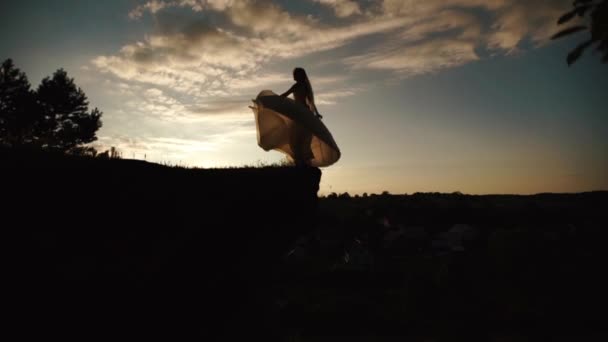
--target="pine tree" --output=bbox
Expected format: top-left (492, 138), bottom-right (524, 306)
top-left (0, 59), bottom-right (36, 147)
top-left (35, 68), bottom-right (102, 151)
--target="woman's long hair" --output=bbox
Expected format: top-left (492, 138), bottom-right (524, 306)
top-left (293, 67), bottom-right (315, 110)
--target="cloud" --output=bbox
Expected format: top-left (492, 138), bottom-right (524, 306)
top-left (345, 38), bottom-right (479, 75)
top-left (129, 0), bottom-right (171, 19)
top-left (315, 89), bottom-right (360, 105)
top-left (129, 0), bottom-right (210, 19)
top-left (396, 9), bottom-right (482, 42)
top-left (224, 1), bottom-right (316, 36)
top-left (377, 0), bottom-right (570, 52)
top-left (380, 0), bottom-right (507, 17)
top-left (312, 0), bottom-right (362, 18)
top-left (100, 80), bottom-right (254, 124)
top-left (89, 0), bottom-right (575, 169)
top-left (342, 0), bottom-right (570, 73)
top-left (486, 0), bottom-right (570, 52)
top-left (223, 73), bottom-right (287, 90)
top-left (94, 0), bottom-right (412, 103)
top-left (97, 0), bottom-right (570, 121)
top-left (93, 17), bottom-right (261, 96)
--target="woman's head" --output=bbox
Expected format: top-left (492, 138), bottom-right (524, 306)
top-left (293, 67), bottom-right (308, 83)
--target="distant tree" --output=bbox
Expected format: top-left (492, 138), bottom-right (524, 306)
top-left (69, 146), bottom-right (98, 157)
top-left (339, 192), bottom-right (351, 200)
top-left (552, 0), bottom-right (608, 65)
top-left (35, 69), bottom-right (102, 152)
top-left (96, 146), bottom-right (122, 160)
top-left (97, 150), bottom-right (110, 159)
top-left (110, 146), bottom-right (121, 159)
top-left (0, 59), bottom-right (37, 147)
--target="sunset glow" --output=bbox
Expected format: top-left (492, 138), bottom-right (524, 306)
top-left (2, 0), bottom-right (607, 194)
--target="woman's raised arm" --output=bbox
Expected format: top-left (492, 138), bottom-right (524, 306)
top-left (280, 84), bottom-right (296, 97)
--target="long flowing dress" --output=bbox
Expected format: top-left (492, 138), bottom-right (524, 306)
top-left (250, 90), bottom-right (341, 167)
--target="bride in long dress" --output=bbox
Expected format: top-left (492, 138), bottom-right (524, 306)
top-left (250, 68), bottom-right (341, 167)
top-left (279, 68), bottom-right (322, 166)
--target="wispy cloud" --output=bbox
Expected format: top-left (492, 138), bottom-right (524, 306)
top-left (316, 89), bottom-right (361, 105)
top-left (93, 0), bottom-right (570, 148)
top-left (345, 38), bottom-right (479, 76)
top-left (486, 0), bottom-right (569, 52)
top-left (312, 0), bottom-right (362, 18)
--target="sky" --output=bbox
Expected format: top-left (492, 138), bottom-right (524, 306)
top-left (1, 0), bottom-right (607, 195)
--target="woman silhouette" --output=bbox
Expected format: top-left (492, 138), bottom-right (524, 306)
top-left (250, 68), bottom-right (340, 167)
top-left (281, 68), bottom-right (323, 119)
top-left (280, 68), bottom-right (322, 166)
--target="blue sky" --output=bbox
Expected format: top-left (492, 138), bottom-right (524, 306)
top-left (2, 0), bottom-right (607, 194)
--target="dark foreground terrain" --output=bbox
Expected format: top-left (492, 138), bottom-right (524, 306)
top-left (3, 148), bottom-right (607, 341)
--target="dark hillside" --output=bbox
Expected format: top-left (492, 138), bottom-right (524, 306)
top-left (3, 147), bottom-right (321, 340)
top-left (4, 147), bottom-right (608, 340)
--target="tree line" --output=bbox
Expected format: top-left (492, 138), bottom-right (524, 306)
top-left (0, 59), bottom-right (102, 154)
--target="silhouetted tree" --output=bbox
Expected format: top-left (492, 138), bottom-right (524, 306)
top-left (70, 146), bottom-right (98, 157)
top-left (35, 69), bottom-right (102, 151)
top-left (97, 150), bottom-right (110, 159)
top-left (552, 0), bottom-right (608, 65)
top-left (110, 146), bottom-right (121, 159)
top-left (96, 146), bottom-right (122, 160)
top-left (0, 59), bottom-right (37, 147)
top-left (1, 59), bottom-right (103, 152)
top-left (339, 192), bottom-right (351, 200)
